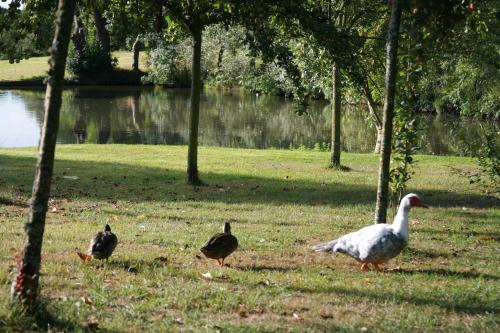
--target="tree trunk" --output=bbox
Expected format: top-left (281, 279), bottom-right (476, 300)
top-left (11, 0), bottom-right (76, 307)
top-left (374, 0), bottom-right (402, 224)
top-left (362, 83), bottom-right (383, 154)
top-left (187, 27), bottom-right (202, 185)
top-left (132, 35), bottom-right (142, 72)
top-left (153, 0), bottom-right (164, 33)
top-left (71, 6), bottom-right (86, 59)
top-left (93, 6), bottom-right (111, 67)
top-left (330, 62), bottom-right (341, 166)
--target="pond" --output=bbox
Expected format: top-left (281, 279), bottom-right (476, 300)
top-left (0, 86), bottom-right (496, 155)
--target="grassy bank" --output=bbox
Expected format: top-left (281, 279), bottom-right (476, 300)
top-left (0, 145), bottom-right (498, 332)
top-left (0, 51), bottom-right (147, 82)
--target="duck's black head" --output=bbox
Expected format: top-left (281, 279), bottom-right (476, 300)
top-left (223, 222), bottom-right (231, 234)
top-left (104, 224), bottom-right (112, 232)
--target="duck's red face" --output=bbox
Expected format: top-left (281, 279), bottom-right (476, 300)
top-left (409, 196), bottom-right (428, 208)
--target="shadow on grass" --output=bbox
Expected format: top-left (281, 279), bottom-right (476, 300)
top-left (232, 264), bottom-right (298, 273)
top-left (0, 298), bottom-right (119, 332)
top-left (0, 154), bottom-right (498, 209)
top-left (390, 268), bottom-right (500, 281)
top-left (288, 282), bottom-right (498, 315)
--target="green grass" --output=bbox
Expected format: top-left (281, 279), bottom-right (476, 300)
top-left (0, 51), bottom-right (147, 82)
top-left (0, 145), bottom-right (498, 332)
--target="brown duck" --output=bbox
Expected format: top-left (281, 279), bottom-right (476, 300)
top-left (77, 224), bottom-right (118, 261)
top-left (200, 222), bottom-right (238, 266)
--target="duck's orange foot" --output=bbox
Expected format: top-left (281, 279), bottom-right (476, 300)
top-left (360, 263), bottom-right (369, 271)
top-left (77, 252), bottom-right (92, 261)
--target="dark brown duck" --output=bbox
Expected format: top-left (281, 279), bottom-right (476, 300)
top-left (78, 224), bottom-right (118, 261)
top-left (201, 222), bottom-right (238, 266)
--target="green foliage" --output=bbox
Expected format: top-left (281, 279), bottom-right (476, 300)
top-left (67, 40), bottom-right (117, 77)
top-left (452, 126), bottom-right (500, 196)
top-left (141, 36), bottom-right (191, 87)
top-left (390, 112), bottom-right (419, 205)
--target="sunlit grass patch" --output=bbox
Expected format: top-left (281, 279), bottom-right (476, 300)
top-left (0, 145), bottom-right (498, 332)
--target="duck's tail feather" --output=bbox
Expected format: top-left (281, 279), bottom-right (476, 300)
top-left (312, 239), bottom-right (337, 252)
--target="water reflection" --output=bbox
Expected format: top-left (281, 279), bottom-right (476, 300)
top-left (0, 86), bottom-right (496, 155)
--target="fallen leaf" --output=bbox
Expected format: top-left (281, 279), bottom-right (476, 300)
top-left (51, 207), bottom-right (58, 213)
top-left (201, 272), bottom-right (213, 280)
top-left (292, 313), bottom-right (302, 320)
top-left (483, 236), bottom-right (493, 241)
top-left (80, 296), bottom-right (93, 305)
top-left (173, 317), bottom-right (184, 324)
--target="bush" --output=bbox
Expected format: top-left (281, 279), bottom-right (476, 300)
top-left (142, 39), bottom-right (192, 87)
top-left (67, 41), bottom-right (116, 77)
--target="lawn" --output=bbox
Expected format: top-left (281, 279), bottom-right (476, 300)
top-left (0, 145), bottom-right (498, 332)
top-left (0, 51), bottom-right (147, 82)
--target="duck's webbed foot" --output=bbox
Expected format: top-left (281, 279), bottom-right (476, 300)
top-left (360, 263), bottom-right (369, 271)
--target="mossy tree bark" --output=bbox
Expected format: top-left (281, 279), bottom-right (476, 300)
top-left (330, 62), bottom-right (341, 167)
top-left (375, 0), bottom-right (402, 224)
top-left (11, 0), bottom-right (76, 307)
top-left (362, 82), bottom-right (383, 154)
top-left (92, 5), bottom-right (111, 68)
top-left (187, 26), bottom-right (203, 185)
top-left (132, 35), bottom-right (142, 72)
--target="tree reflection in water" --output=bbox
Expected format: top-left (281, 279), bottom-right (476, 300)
top-left (1, 86), bottom-right (497, 156)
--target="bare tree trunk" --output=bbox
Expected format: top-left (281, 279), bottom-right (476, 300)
top-left (132, 35), bottom-right (142, 72)
top-left (330, 62), bottom-right (341, 166)
top-left (11, 0), bottom-right (76, 307)
top-left (187, 27), bottom-right (202, 185)
top-left (71, 6), bottom-right (86, 59)
top-left (93, 6), bottom-right (111, 68)
top-left (153, 0), bottom-right (164, 33)
top-left (375, 0), bottom-right (402, 224)
top-left (362, 83), bottom-right (383, 154)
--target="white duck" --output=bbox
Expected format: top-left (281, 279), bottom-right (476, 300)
top-left (312, 193), bottom-right (427, 271)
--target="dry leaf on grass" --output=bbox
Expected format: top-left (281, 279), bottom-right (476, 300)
top-left (201, 272), bottom-right (213, 280)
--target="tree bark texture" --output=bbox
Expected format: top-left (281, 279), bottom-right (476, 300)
top-left (11, 0), bottom-right (76, 306)
top-left (71, 6), bottom-right (87, 60)
top-left (153, 0), bottom-right (164, 33)
top-left (330, 63), bottom-right (341, 166)
top-left (187, 27), bottom-right (202, 185)
top-left (93, 7), bottom-right (111, 58)
top-left (132, 35), bottom-right (142, 72)
top-left (375, 0), bottom-right (402, 224)
top-left (362, 83), bottom-right (383, 154)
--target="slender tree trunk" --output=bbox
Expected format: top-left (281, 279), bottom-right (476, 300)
top-left (330, 62), bottom-right (341, 166)
top-left (362, 83), bottom-right (383, 154)
top-left (132, 35), bottom-right (142, 72)
top-left (187, 27), bottom-right (202, 185)
top-left (93, 6), bottom-right (111, 68)
top-left (11, 0), bottom-right (76, 307)
top-left (71, 6), bottom-right (86, 59)
top-left (153, 0), bottom-right (164, 33)
top-left (374, 0), bottom-right (402, 224)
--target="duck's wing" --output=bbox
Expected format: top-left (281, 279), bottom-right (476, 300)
top-left (333, 224), bottom-right (393, 261)
top-left (202, 233), bottom-right (238, 250)
top-left (90, 231), bottom-right (118, 255)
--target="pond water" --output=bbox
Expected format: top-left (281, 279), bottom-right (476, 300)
top-left (0, 86), bottom-right (496, 155)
